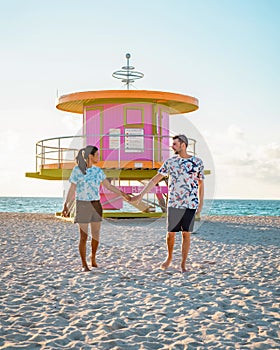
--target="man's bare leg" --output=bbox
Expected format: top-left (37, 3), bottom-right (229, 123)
top-left (79, 224), bottom-right (90, 271)
top-left (90, 222), bottom-right (101, 268)
top-left (181, 231), bottom-right (191, 273)
top-left (161, 232), bottom-right (175, 269)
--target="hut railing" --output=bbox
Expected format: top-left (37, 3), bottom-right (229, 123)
top-left (35, 134), bottom-right (196, 172)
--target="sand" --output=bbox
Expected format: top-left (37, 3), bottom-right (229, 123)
top-left (0, 212), bottom-right (279, 349)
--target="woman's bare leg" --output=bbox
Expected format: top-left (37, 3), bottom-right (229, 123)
top-left (90, 222), bottom-right (101, 267)
top-left (79, 224), bottom-right (90, 271)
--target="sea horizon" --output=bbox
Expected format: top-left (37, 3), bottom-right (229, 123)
top-left (1, 195), bottom-right (279, 200)
top-left (0, 197), bottom-right (279, 216)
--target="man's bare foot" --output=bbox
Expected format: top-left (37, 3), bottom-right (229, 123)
top-left (90, 256), bottom-right (98, 267)
top-left (91, 261), bottom-right (98, 268)
top-left (181, 266), bottom-right (191, 273)
top-left (160, 259), bottom-right (172, 270)
top-left (81, 265), bottom-right (91, 272)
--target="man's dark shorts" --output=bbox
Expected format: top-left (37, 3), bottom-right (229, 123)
top-left (74, 200), bottom-right (103, 224)
top-left (167, 207), bottom-right (196, 232)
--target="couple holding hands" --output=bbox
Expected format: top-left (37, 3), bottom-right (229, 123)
top-left (63, 135), bottom-right (204, 273)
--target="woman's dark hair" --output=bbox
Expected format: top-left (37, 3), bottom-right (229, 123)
top-left (76, 145), bottom-right (98, 174)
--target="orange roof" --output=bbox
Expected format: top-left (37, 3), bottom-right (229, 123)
top-left (56, 90), bottom-right (199, 114)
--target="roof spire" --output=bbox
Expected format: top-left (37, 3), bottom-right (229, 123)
top-left (112, 53), bottom-right (144, 90)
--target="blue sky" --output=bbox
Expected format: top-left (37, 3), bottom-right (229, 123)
top-left (1, 0), bottom-right (279, 199)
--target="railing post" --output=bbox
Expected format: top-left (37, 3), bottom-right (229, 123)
top-left (36, 143), bottom-right (38, 172)
top-left (118, 138), bottom-right (121, 168)
top-left (42, 141), bottom-right (45, 168)
top-left (152, 135), bottom-right (154, 168)
top-left (58, 138), bottom-right (61, 169)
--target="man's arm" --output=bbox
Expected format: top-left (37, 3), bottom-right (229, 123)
top-left (131, 173), bottom-right (165, 202)
top-left (196, 179), bottom-right (204, 214)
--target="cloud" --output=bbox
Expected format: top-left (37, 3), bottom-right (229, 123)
top-left (61, 114), bottom-right (82, 133)
top-left (256, 142), bottom-right (280, 159)
top-left (226, 141), bottom-right (280, 182)
top-left (0, 130), bottom-right (21, 171)
top-left (227, 124), bottom-right (245, 141)
top-left (0, 129), bottom-right (20, 152)
top-left (253, 143), bottom-right (280, 182)
top-left (205, 124), bottom-right (280, 184)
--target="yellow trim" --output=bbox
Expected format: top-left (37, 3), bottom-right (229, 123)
top-left (103, 212), bottom-right (201, 219)
top-left (159, 106), bottom-right (162, 161)
top-left (25, 170), bottom-right (72, 180)
top-left (85, 106), bottom-right (104, 161)
top-left (123, 106), bottom-right (145, 127)
top-left (100, 108), bottom-right (104, 161)
top-left (152, 104), bottom-right (157, 135)
top-left (158, 105), bottom-right (170, 161)
top-left (83, 106), bottom-right (86, 146)
top-left (26, 169), bottom-right (159, 181)
top-left (26, 168), bottom-right (210, 181)
top-left (103, 212), bottom-right (166, 218)
top-left (85, 105), bottom-right (104, 111)
top-left (55, 211), bottom-right (202, 219)
top-left (153, 104), bottom-right (159, 162)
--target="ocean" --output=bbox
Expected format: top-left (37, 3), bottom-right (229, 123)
top-left (0, 197), bottom-right (279, 216)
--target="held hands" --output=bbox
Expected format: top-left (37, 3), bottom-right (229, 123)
top-left (119, 192), bottom-right (143, 203)
top-left (129, 193), bottom-right (143, 204)
top-left (120, 192), bottom-right (132, 201)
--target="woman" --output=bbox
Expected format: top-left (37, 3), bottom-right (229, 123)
top-left (63, 145), bottom-right (130, 272)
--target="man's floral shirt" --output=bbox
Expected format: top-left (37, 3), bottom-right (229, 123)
top-left (158, 155), bottom-right (204, 209)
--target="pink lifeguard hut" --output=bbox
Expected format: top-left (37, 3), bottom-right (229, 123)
top-left (26, 54), bottom-right (206, 217)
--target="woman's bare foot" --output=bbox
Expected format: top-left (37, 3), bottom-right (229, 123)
top-left (160, 259), bottom-right (172, 270)
top-left (91, 261), bottom-right (98, 268)
top-left (90, 256), bottom-right (98, 267)
top-left (81, 265), bottom-right (91, 272)
top-left (181, 265), bottom-right (191, 273)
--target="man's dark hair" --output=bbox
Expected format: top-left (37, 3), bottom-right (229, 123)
top-left (173, 134), bottom-right (188, 147)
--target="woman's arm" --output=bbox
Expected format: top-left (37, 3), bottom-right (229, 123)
top-left (63, 183), bottom-right (76, 216)
top-left (101, 179), bottom-right (130, 201)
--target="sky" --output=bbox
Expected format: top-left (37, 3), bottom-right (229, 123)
top-left (0, 0), bottom-right (279, 199)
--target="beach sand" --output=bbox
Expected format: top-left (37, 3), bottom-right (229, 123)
top-left (0, 213), bottom-right (279, 349)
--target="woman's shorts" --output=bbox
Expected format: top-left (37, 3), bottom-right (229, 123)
top-left (74, 200), bottom-right (103, 224)
top-left (167, 207), bottom-right (196, 232)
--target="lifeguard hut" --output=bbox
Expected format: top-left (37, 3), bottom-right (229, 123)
top-left (26, 54), bottom-right (207, 217)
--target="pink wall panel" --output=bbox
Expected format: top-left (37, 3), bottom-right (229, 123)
top-left (86, 107), bottom-right (101, 148)
top-left (85, 103), bottom-right (170, 164)
top-left (161, 109), bottom-right (170, 161)
top-left (126, 109), bottom-right (142, 124)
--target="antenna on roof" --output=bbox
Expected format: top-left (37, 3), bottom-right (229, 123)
top-left (112, 53), bottom-right (144, 90)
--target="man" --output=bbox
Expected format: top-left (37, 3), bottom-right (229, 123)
top-left (131, 135), bottom-right (204, 273)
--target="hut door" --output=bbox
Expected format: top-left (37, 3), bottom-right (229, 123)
top-left (157, 110), bottom-right (163, 162)
top-left (85, 106), bottom-right (104, 159)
